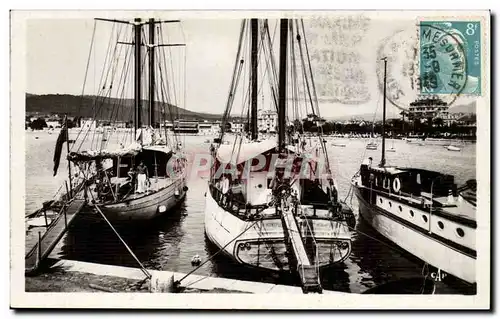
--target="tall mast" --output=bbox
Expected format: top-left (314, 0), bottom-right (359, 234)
top-left (278, 19), bottom-right (288, 151)
top-left (149, 18), bottom-right (155, 128)
top-left (134, 18), bottom-right (142, 139)
top-left (250, 19), bottom-right (258, 141)
top-left (380, 57), bottom-right (387, 167)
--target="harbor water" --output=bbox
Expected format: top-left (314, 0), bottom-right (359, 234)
top-left (25, 130), bottom-right (476, 293)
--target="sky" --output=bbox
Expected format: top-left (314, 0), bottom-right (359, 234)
top-left (26, 12), bottom-right (478, 119)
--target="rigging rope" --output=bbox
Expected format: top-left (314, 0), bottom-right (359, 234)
top-left (71, 20), bottom-right (97, 153)
top-left (218, 20), bottom-right (247, 148)
top-left (107, 33), bottom-right (134, 149)
top-left (175, 219), bottom-right (261, 286)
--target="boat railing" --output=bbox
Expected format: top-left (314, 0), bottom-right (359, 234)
top-left (364, 183), bottom-right (431, 208)
top-left (209, 184), bottom-right (272, 219)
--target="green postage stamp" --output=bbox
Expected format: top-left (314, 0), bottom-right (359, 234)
top-left (419, 21), bottom-right (481, 95)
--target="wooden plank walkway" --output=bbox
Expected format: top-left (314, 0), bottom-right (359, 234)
top-left (281, 206), bottom-right (322, 293)
top-left (25, 199), bottom-right (86, 275)
top-left (281, 207), bottom-right (311, 266)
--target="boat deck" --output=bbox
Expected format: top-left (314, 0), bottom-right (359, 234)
top-left (96, 177), bottom-right (178, 202)
top-left (433, 196), bottom-right (476, 222)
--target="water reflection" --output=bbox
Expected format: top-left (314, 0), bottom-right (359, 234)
top-left (60, 201), bottom-right (187, 270)
top-left (350, 217), bottom-right (423, 289)
top-left (204, 235), bottom-right (297, 286)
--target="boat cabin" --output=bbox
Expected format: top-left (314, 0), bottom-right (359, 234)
top-left (68, 145), bottom-right (183, 203)
top-left (359, 159), bottom-right (457, 200)
top-left (209, 141), bottom-right (339, 220)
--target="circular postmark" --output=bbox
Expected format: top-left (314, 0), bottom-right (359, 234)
top-left (376, 23), bottom-right (468, 110)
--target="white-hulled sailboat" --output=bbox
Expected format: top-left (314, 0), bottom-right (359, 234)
top-left (204, 19), bottom-right (355, 293)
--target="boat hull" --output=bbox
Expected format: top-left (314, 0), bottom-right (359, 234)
top-left (353, 186), bottom-right (475, 284)
top-left (98, 177), bottom-right (187, 221)
top-left (447, 146), bottom-right (461, 151)
top-left (204, 186), bottom-right (352, 272)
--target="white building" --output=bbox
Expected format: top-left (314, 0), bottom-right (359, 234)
top-left (231, 121), bottom-right (245, 134)
top-left (257, 109), bottom-right (278, 133)
top-left (198, 121), bottom-right (221, 135)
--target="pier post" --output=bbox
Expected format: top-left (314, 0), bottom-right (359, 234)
top-left (150, 273), bottom-right (176, 293)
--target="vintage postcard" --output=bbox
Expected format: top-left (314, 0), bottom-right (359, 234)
top-left (10, 10), bottom-right (490, 309)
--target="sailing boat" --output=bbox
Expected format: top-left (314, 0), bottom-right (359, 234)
top-left (351, 58), bottom-right (476, 285)
top-left (60, 17), bottom-right (188, 222)
top-left (204, 19), bottom-right (355, 293)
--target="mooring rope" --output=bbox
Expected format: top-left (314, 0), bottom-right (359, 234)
top-left (91, 203), bottom-right (151, 279)
top-left (175, 219), bottom-right (260, 286)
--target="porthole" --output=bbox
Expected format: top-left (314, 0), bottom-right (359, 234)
top-left (456, 228), bottom-right (465, 238)
top-left (409, 210), bottom-right (414, 217)
top-left (438, 221), bottom-right (444, 230)
top-left (398, 205), bottom-right (402, 212)
top-left (422, 215), bottom-right (428, 223)
top-left (388, 202), bottom-right (392, 208)
top-left (379, 198), bottom-right (383, 204)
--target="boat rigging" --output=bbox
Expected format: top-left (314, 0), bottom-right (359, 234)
top-left (202, 18), bottom-right (356, 294)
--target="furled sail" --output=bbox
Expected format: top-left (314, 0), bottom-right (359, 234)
top-left (67, 142), bottom-right (142, 161)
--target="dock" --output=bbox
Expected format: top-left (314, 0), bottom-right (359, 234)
top-left (25, 199), bottom-right (86, 275)
top-left (40, 259), bottom-right (346, 294)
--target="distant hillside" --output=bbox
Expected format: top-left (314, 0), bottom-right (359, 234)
top-left (25, 93), bottom-right (223, 122)
top-left (448, 101), bottom-right (476, 114)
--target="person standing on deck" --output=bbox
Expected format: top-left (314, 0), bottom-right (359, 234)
top-left (136, 161), bottom-right (149, 193)
top-left (221, 174), bottom-right (230, 206)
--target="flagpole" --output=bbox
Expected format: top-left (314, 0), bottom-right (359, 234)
top-left (65, 115), bottom-right (73, 198)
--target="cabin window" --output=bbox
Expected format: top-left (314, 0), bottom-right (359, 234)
top-left (388, 201), bottom-right (392, 208)
top-left (416, 173), bottom-right (421, 185)
top-left (379, 198), bottom-right (383, 204)
top-left (438, 221), bottom-right (444, 230)
top-left (422, 215), bottom-right (428, 223)
top-left (409, 210), bottom-right (414, 217)
top-left (398, 205), bottom-right (402, 212)
top-left (456, 228), bottom-right (465, 238)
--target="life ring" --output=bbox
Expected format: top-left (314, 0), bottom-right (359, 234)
top-left (393, 177), bottom-right (401, 193)
top-left (383, 177), bottom-right (389, 189)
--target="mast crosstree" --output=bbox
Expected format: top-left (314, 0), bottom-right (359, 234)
top-left (98, 17), bottom-right (186, 140)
